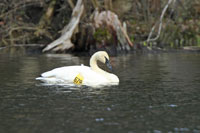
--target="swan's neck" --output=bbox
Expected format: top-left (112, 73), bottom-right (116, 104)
top-left (90, 55), bottom-right (110, 76)
top-left (89, 52), bottom-right (119, 83)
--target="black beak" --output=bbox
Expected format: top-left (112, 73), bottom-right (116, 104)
top-left (105, 57), bottom-right (112, 71)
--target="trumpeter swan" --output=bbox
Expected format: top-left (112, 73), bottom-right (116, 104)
top-left (36, 51), bottom-right (119, 86)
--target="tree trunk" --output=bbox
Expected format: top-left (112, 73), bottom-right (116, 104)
top-left (34, 0), bottom-right (57, 38)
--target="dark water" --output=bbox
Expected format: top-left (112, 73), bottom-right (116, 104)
top-left (0, 52), bottom-right (200, 133)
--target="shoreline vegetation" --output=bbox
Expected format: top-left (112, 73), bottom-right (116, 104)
top-left (0, 0), bottom-right (199, 54)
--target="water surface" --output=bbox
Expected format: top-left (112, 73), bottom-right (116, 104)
top-left (0, 52), bottom-right (200, 133)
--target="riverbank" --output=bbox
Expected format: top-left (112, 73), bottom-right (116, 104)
top-left (0, 0), bottom-right (199, 53)
top-left (1, 44), bottom-right (200, 56)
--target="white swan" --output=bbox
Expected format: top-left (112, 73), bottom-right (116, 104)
top-left (36, 51), bottom-right (119, 86)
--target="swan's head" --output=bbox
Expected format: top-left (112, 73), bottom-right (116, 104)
top-left (90, 51), bottom-right (119, 83)
top-left (90, 51), bottom-right (112, 70)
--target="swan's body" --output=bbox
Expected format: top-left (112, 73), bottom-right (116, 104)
top-left (36, 51), bottom-right (119, 86)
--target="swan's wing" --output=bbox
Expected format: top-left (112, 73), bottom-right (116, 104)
top-left (41, 66), bottom-right (75, 78)
top-left (40, 66), bottom-right (90, 80)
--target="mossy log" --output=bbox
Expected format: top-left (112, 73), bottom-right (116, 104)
top-left (93, 10), bottom-right (133, 50)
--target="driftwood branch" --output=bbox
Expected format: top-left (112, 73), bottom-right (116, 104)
top-left (43, 0), bottom-right (84, 52)
top-left (147, 0), bottom-right (175, 42)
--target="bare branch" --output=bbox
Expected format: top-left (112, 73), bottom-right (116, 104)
top-left (0, 1), bottom-right (42, 18)
top-left (67, 0), bottom-right (75, 9)
top-left (91, 0), bottom-right (99, 9)
top-left (147, 0), bottom-right (176, 43)
top-left (42, 0), bottom-right (84, 52)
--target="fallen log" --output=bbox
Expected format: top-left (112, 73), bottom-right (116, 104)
top-left (42, 0), bottom-right (84, 52)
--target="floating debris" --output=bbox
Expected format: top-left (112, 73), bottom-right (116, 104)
top-left (95, 118), bottom-right (104, 122)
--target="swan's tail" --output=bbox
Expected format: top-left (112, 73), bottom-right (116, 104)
top-left (36, 77), bottom-right (64, 84)
top-left (35, 77), bottom-right (45, 81)
top-left (35, 77), bottom-right (50, 83)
